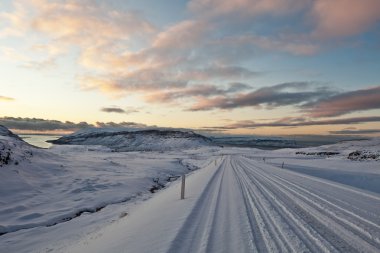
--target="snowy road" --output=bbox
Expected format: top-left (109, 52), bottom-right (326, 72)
top-left (68, 155), bottom-right (380, 253)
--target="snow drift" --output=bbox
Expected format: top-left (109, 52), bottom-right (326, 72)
top-left (50, 129), bottom-right (213, 151)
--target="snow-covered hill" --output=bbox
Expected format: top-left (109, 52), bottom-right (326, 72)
top-left (50, 129), bottom-right (213, 151)
top-left (0, 125), bottom-right (35, 167)
top-left (0, 125), bottom-right (213, 239)
top-left (0, 125), bottom-right (23, 141)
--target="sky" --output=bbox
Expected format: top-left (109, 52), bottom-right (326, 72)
top-left (0, 0), bottom-right (380, 136)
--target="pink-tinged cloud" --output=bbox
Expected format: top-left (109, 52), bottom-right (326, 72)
top-left (312, 0), bottom-right (380, 38)
top-left (145, 85), bottom-right (224, 103)
top-left (3, 0), bottom-right (378, 111)
top-left (214, 116), bottom-right (380, 129)
top-left (29, 0), bottom-right (155, 43)
top-left (0, 96), bottom-right (14, 101)
top-left (189, 82), bottom-right (332, 111)
top-left (1, 0), bottom-right (155, 70)
top-left (152, 20), bottom-right (209, 49)
top-left (306, 85), bottom-right (380, 117)
top-left (190, 96), bottom-right (230, 111)
top-left (145, 83), bottom-right (252, 104)
top-left (80, 68), bottom-right (189, 98)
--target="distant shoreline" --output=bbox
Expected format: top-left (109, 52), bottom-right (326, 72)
top-left (19, 134), bottom-right (61, 148)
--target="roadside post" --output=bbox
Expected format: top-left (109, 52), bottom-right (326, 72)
top-left (181, 175), bottom-right (186, 199)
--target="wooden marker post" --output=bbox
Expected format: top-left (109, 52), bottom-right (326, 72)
top-left (181, 175), bottom-right (186, 199)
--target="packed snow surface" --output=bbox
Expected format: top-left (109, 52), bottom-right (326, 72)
top-left (0, 127), bottom-right (379, 253)
top-left (67, 155), bottom-right (380, 253)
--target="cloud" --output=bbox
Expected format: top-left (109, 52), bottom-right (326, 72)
top-left (188, 0), bottom-right (311, 18)
top-left (29, 0), bottom-right (155, 42)
top-left (95, 121), bottom-right (149, 129)
top-left (329, 129), bottom-right (380, 135)
top-left (152, 19), bottom-right (208, 50)
top-left (189, 82), bottom-right (333, 111)
top-left (145, 85), bottom-right (223, 103)
top-left (181, 65), bottom-right (259, 81)
top-left (1, 0), bottom-right (155, 69)
top-left (241, 35), bottom-right (319, 56)
top-left (145, 83), bottom-right (252, 104)
top-left (226, 83), bottom-right (252, 93)
top-left (0, 117), bottom-right (148, 132)
top-left (0, 96), bottom-right (14, 101)
top-left (80, 69), bottom-right (189, 99)
top-left (22, 57), bottom-right (57, 70)
top-left (1, 47), bottom-right (29, 61)
top-left (205, 116), bottom-right (380, 130)
top-left (0, 117), bottom-right (92, 131)
top-left (311, 0), bottom-right (380, 38)
top-left (305, 85), bottom-right (380, 117)
top-left (100, 107), bottom-right (139, 114)
top-left (2, 0), bottom-right (379, 112)
top-left (189, 0), bottom-right (380, 39)
top-left (101, 107), bottom-right (126, 114)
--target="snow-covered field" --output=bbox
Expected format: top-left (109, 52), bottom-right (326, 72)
top-left (1, 126), bottom-right (379, 252)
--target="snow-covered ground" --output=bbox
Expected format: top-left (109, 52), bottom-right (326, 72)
top-left (1, 126), bottom-right (379, 252)
top-left (66, 155), bottom-right (380, 253)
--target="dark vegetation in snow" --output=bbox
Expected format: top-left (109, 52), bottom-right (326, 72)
top-left (348, 151), bottom-right (380, 161)
top-left (295, 151), bottom-right (340, 157)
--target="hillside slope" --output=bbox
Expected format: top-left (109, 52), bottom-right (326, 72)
top-left (50, 129), bottom-right (213, 151)
top-left (0, 125), bottom-right (35, 167)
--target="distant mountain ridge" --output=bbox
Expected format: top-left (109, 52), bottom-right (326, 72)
top-left (50, 129), bottom-right (213, 151)
top-left (211, 136), bottom-right (299, 149)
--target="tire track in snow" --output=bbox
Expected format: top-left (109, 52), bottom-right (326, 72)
top-left (205, 158), bottom-right (256, 253)
top-left (237, 160), bottom-right (355, 252)
top-left (233, 159), bottom-right (332, 253)
top-left (237, 156), bottom-right (380, 252)
top-left (168, 156), bottom-right (257, 253)
top-left (168, 155), bottom-right (380, 253)
top-left (245, 158), bottom-right (380, 247)
top-left (259, 165), bottom-right (380, 246)
top-left (232, 159), bottom-right (301, 252)
top-left (167, 157), bottom-right (227, 253)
